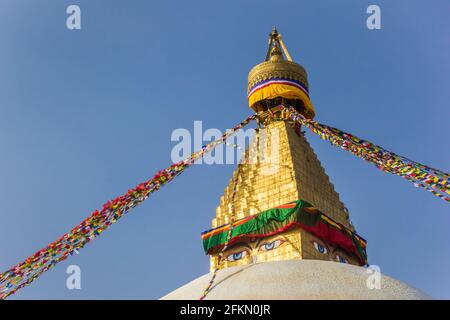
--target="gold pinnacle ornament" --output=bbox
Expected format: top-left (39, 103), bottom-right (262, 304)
top-left (247, 28), bottom-right (315, 119)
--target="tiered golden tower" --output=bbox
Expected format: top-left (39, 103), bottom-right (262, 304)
top-left (202, 29), bottom-right (367, 272)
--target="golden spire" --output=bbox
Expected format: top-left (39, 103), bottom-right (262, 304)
top-left (247, 28), bottom-right (315, 119)
top-left (201, 29), bottom-right (366, 272)
top-left (269, 44), bottom-right (283, 62)
top-left (208, 119), bottom-right (360, 271)
top-left (265, 27), bottom-right (292, 62)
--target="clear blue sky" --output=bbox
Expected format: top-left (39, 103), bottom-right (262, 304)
top-left (0, 0), bottom-right (448, 299)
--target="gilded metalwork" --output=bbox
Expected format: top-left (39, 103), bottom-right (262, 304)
top-left (248, 28), bottom-right (309, 92)
top-left (210, 121), bottom-right (357, 271)
top-left (247, 61), bottom-right (309, 93)
top-left (209, 29), bottom-right (359, 272)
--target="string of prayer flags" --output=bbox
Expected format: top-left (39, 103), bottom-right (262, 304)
top-left (282, 106), bottom-right (449, 202)
top-left (0, 115), bottom-right (256, 300)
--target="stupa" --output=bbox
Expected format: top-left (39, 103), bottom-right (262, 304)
top-left (161, 29), bottom-right (428, 300)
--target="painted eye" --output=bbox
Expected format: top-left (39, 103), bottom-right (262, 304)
top-left (335, 255), bottom-right (348, 264)
top-left (313, 241), bottom-right (328, 254)
top-left (226, 250), bottom-right (248, 262)
top-left (259, 239), bottom-right (284, 252)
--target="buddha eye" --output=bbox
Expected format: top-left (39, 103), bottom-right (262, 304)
top-left (226, 250), bottom-right (249, 262)
top-left (259, 239), bottom-right (284, 252)
top-left (335, 255), bottom-right (348, 264)
top-left (312, 241), bottom-right (328, 254)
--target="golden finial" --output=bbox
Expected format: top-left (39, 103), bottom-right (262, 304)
top-left (269, 43), bottom-right (283, 62)
top-left (247, 29), bottom-right (315, 119)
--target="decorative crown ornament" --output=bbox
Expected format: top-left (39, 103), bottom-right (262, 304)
top-left (247, 28), bottom-right (315, 119)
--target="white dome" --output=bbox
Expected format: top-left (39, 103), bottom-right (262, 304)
top-left (161, 260), bottom-right (429, 300)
